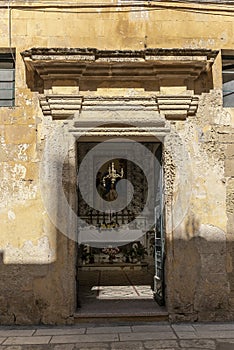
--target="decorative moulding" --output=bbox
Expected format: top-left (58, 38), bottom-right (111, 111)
top-left (39, 94), bottom-right (199, 121)
top-left (40, 95), bottom-right (83, 119)
top-left (23, 47), bottom-right (215, 123)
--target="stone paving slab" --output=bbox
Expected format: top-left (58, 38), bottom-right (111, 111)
top-left (110, 341), bottom-right (144, 350)
top-left (131, 325), bottom-right (172, 332)
top-left (50, 334), bottom-right (119, 344)
top-left (35, 329), bottom-right (86, 336)
top-left (86, 326), bottom-right (131, 334)
top-left (0, 347), bottom-right (53, 350)
top-left (53, 346), bottom-right (75, 350)
top-left (119, 331), bottom-right (177, 341)
top-left (194, 324), bottom-right (234, 331)
top-left (73, 344), bottom-right (109, 349)
top-left (174, 331), bottom-right (198, 339)
top-left (144, 340), bottom-right (179, 348)
top-left (171, 325), bottom-right (195, 332)
top-left (3, 336), bottom-right (51, 345)
top-left (0, 330), bottom-right (35, 337)
top-left (179, 339), bottom-right (216, 348)
top-left (195, 331), bottom-right (234, 339)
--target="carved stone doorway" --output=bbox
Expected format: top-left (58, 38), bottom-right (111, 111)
top-left (75, 141), bottom-right (166, 320)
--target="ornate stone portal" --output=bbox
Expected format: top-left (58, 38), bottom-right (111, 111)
top-left (20, 47), bottom-right (223, 318)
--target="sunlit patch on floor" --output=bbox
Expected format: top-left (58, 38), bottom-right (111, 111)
top-left (91, 285), bottom-right (154, 299)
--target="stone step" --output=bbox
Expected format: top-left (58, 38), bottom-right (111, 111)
top-left (74, 311), bottom-right (169, 323)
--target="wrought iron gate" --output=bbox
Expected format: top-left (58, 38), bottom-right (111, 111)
top-left (154, 144), bottom-right (165, 306)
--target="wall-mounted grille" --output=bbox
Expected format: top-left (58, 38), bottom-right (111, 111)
top-left (0, 52), bottom-right (15, 107)
top-left (222, 55), bottom-right (234, 108)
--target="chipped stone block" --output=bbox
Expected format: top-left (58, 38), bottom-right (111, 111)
top-left (225, 159), bottom-right (234, 177)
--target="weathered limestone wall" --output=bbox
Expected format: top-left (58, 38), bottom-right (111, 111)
top-left (1, 1), bottom-right (234, 49)
top-left (165, 87), bottom-right (234, 321)
top-left (0, 0), bottom-right (234, 323)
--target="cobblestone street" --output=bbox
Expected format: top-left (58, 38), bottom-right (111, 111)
top-left (0, 322), bottom-right (234, 349)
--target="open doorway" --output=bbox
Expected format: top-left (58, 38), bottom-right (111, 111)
top-left (76, 141), bottom-right (166, 318)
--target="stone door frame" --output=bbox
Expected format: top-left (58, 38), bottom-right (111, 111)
top-left (74, 137), bottom-right (165, 312)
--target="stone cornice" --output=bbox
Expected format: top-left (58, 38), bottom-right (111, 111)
top-left (22, 48), bottom-right (218, 60)
top-left (39, 94), bottom-right (199, 121)
top-left (21, 48), bottom-right (218, 91)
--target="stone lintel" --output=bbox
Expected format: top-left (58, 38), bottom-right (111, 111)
top-left (69, 127), bottom-right (171, 140)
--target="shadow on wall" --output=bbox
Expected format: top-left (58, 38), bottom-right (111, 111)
top-left (24, 69), bottom-right (215, 95)
top-left (0, 226), bottom-right (233, 324)
top-left (76, 70), bottom-right (214, 95)
top-left (0, 157), bottom-right (77, 325)
top-left (166, 215), bottom-right (232, 322)
top-left (0, 158), bottom-right (231, 324)
top-left (0, 230), bottom-right (76, 325)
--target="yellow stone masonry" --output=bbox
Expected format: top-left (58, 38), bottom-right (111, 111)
top-left (0, 0), bottom-right (233, 324)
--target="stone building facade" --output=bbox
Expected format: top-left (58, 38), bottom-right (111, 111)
top-left (0, 0), bottom-right (234, 324)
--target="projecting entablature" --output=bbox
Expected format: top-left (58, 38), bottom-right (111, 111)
top-left (21, 48), bottom-right (218, 93)
top-left (21, 48), bottom-right (218, 123)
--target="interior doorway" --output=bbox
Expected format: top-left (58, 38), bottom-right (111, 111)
top-left (76, 141), bottom-right (166, 318)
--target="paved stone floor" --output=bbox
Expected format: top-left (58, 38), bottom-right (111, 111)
top-left (78, 269), bottom-right (154, 300)
top-left (77, 269), bottom-right (166, 317)
top-left (0, 322), bottom-right (234, 349)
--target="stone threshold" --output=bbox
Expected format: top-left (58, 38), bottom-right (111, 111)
top-left (73, 310), bottom-right (169, 323)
